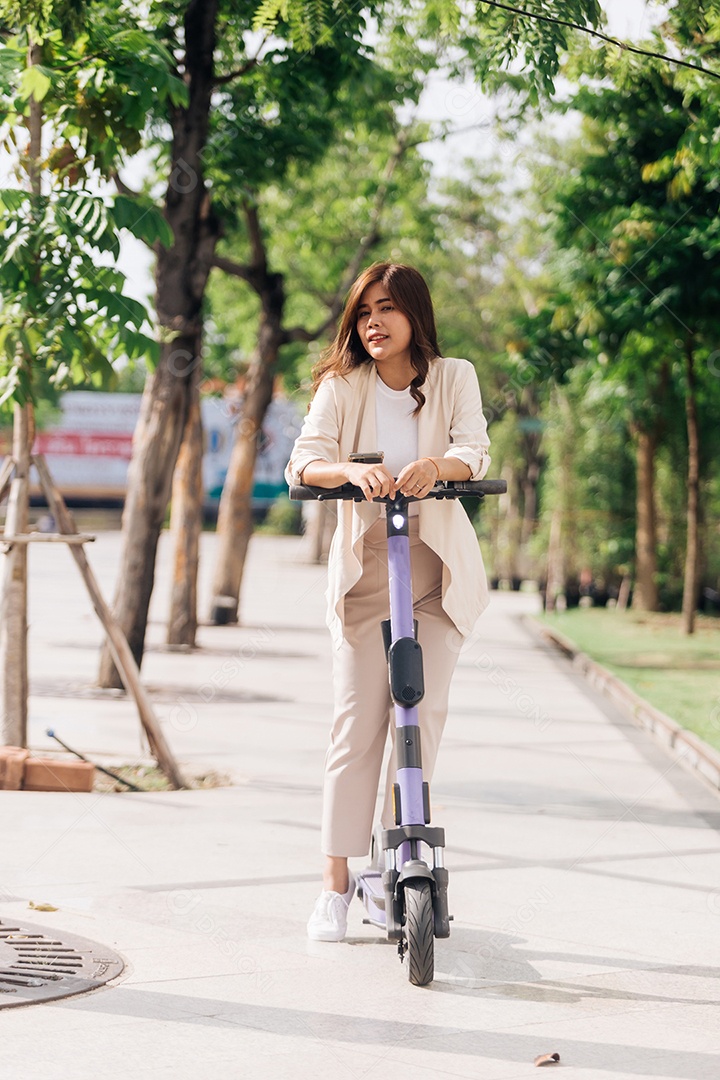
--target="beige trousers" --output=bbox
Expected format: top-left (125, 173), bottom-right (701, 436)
top-left (321, 515), bottom-right (463, 857)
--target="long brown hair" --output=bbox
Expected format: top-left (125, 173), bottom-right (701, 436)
top-left (311, 262), bottom-right (441, 413)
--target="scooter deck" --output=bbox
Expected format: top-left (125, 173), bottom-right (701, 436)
top-left (356, 869), bottom-right (386, 928)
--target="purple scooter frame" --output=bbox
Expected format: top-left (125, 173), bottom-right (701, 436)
top-left (290, 474), bottom-right (506, 985)
top-left (387, 510), bottom-right (425, 829)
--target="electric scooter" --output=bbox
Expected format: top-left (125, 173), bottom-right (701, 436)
top-left (291, 467), bottom-right (506, 985)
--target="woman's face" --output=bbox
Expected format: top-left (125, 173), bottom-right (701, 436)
top-left (356, 281), bottom-right (413, 370)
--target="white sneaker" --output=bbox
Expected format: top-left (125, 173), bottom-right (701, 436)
top-left (307, 873), bottom-right (355, 942)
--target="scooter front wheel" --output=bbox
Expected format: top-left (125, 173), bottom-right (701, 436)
top-left (404, 880), bottom-right (434, 986)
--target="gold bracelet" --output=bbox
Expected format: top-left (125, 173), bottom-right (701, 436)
top-left (421, 457), bottom-right (441, 482)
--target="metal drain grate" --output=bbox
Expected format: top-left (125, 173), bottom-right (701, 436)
top-left (0, 918), bottom-right (124, 1008)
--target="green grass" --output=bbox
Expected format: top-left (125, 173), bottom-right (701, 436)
top-left (538, 608), bottom-right (720, 751)
top-left (93, 763), bottom-right (232, 793)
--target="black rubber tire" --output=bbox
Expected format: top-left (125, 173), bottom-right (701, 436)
top-left (404, 880), bottom-right (434, 986)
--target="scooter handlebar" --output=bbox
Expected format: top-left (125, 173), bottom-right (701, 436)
top-left (289, 479), bottom-right (507, 502)
top-left (450, 479), bottom-right (507, 496)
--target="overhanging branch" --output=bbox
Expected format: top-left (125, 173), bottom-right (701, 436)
top-left (477, 0), bottom-right (720, 81)
top-left (213, 34), bottom-right (269, 85)
top-left (211, 253), bottom-right (257, 284)
top-left (280, 129), bottom-right (410, 345)
top-left (214, 58), bottom-right (258, 85)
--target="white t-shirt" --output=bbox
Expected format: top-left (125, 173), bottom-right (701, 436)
top-left (375, 374), bottom-right (418, 475)
top-left (375, 374), bottom-right (420, 514)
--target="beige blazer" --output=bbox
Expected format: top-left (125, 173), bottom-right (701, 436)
top-left (285, 357), bottom-right (492, 648)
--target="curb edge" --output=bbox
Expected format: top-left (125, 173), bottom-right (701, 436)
top-left (523, 615), bottom-right (720, 796)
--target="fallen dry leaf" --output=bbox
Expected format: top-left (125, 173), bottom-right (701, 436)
top-left (28, 901), bottom-right (58, 912)
top-left (534, 1052), bottom-right (560, 1067)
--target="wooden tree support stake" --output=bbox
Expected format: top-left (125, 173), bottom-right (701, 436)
top-left (0, 533), bottom-right (95, 547)
top-left (30, 454), bottom-right (186, 790)
top-left (0, 456), bottom-right (16, 504)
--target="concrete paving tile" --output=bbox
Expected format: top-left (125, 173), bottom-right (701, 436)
top-left (3, 532), bottom-right (718, 1079)
top-left (565, 966), bottom-right (720, 1007)
top-left (350, 1022), bottom-right (719, 1080)
top-left (2, 1012), bottom-right (257, 1080)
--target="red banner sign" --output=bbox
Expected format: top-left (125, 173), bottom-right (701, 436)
top-left (34, 432), bottom-right (134, 459)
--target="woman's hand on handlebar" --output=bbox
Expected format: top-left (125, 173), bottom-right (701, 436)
top-left (396, 458), bottom-right (440, 499)
top-left (345, 461), bottom-right (397, 501)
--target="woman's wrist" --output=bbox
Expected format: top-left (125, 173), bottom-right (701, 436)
top-left (421, 457), bottom-right (441, 482)
top-left (427, 456), bottom-right (473, 483)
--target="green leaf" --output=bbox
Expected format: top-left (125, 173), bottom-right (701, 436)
top-left (0, 188), bottom-right (28, 212)
top-left (253, 0), bottom-right (288, 34)
top-left (19, 64), bottom-right (52, 102)
top-left (0, 44), bottom-right (25, 78)
top-left (0, 224), bottom-right (31, 266)
top-left (111, 194), bottom-right (173, 249)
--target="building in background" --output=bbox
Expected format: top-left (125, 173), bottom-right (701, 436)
top-left (26, 391), bottom-right (302, 511)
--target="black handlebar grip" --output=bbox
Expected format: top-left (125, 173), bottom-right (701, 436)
top-left (453, 479), bottom-right (507, 495)
top-left (289, 485), bottom-right (323, 501)
top-left (289, 483), bottom-right (359, 501)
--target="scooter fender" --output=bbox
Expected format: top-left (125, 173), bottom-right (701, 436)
top-left (383, 861), bottom-right (434, 941)
top-left (397, 861), bottom-right (451, 939)
top-left (396, 860), bottom-right (435, 889)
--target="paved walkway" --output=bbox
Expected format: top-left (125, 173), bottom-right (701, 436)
top-left (2, 530), bottom-right (719, 1079)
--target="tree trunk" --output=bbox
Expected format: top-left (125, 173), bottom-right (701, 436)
top-left (98, 0), bottom-right (220, 686)
top-left (544, 504), bottom-right (563, 612)
top-left (499, 468), bottom-right (521, 586)
top-left (167, 358), bottom-right (203, 646)
top-left (519, 419), bottom-right (542, 584)
top-left (520, 457), bottom-right (540, 548)
top-left (0, 404), bottom-right (32, 746)
top-left (631, 427), bottom-right (659, 612)
top-left (616, 574), bottom-right (631, 612)
top-left (518, 386), bottom-right (542, 553)
top-left (208, 273), bottom-right (285, 624)
top-left (681, 338), bottom-right (699, 635)
top-left (545, 390), bottom-right (576, 608)
top-left (1, 42), bottom-right (42, 743)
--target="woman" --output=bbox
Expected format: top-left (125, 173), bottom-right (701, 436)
top-left (285, 262), bottom-right (491, 941)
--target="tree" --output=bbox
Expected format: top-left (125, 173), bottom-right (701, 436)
top-left (537, 364), bottom-right (636, 608)
top-left (415, 146), bottom-right (587, 585)
top-left (96, 0), bottom-right (404, 682)
top-left (533, 42), bottom-right (720, 620)
top-left (0, 1), bottom-right (178, 742)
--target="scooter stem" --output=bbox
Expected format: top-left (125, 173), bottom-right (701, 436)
top-left (386, 495), bottom-right (425, 828)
